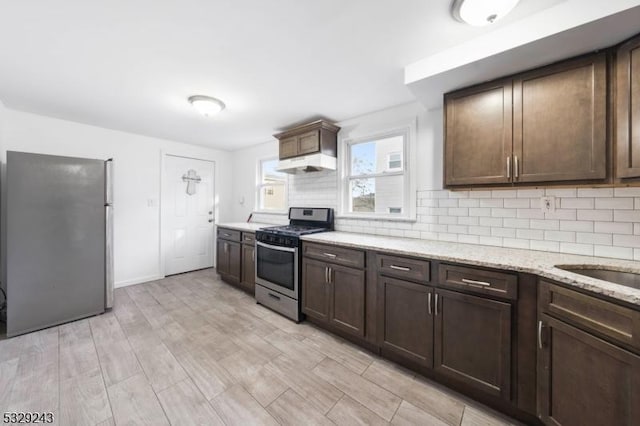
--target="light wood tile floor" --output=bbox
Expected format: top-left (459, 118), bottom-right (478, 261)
top-left (0, 269), bottom-right (521, 425)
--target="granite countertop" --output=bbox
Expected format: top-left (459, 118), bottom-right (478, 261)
top-left (217, 222), bottom-right (270, 232)
top-left (301, 231), bottom-right (640, 307)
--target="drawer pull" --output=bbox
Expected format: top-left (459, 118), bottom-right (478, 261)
top-left (223, 233), bottom-right (231, 237)
top-left (323, 252), bottom-right (337, 258)
top-left (268, 293), bottom-right (281, 301)
top-left (389, 265), bottom-right (411, 272)
top-left (538, 320), bottom-right (545, 349)
top-left (461, 278), bottom-right (491, 287)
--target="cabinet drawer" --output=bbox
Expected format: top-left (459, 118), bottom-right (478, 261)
top-left (539, 281), bottom-right (640, 352)
top-left (438, 264), bottom-right (517, 300)
top-left (217, 228), bottom-right (241, 242)
top-left (241, 232), bottom-right (255, 245)
top-left (303, 242), bottom-right (365, 269)
top-left (377, 254), bottom-right (430, 283)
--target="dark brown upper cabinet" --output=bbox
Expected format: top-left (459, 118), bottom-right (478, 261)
top-left (444, 80), bottom-right (513, 186)
top-left (445, 52), bottom-right (608, 188)
top-left (513, 53), bottom-right (607, 183)
top-left (616, 34), bottom-right (640, 179)
top-left (275, 120), bottom-right (340, 160)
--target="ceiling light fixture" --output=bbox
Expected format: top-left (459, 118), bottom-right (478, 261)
top-left (188, 95), bottom-right (226, 116)
top-left (451, 0), bottom-right (520, 27)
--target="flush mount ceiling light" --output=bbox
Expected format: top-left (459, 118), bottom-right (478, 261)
top-left (451, 0), bottom-right (520, 26)
top-left (188, 95), bottom-right (226, 116)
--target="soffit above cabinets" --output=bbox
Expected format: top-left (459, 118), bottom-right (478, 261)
top-left (406, 1), bottom-right (640, 109)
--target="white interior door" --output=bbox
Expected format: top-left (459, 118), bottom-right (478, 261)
top-left (164, 155), bottom-right (215, 275)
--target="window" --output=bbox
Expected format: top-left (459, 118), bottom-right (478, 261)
top-left (340, 123), bottom-right (415, 220)
top-left (257, 158), bottom-right (287, 211)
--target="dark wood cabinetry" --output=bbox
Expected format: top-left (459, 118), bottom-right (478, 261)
top-left (301, 247), bottom-right (366, 338)
top-left (216, 227), bottom-right (254, 293)
top-left (240, 242), bottom-right (255, 293)
top-left (537, 314), bottom-right (640, 426)
top-left (445, 80), bottom-right (513, 186)
top-left (445, 52), bottom-right (608, 188)
top-left (434, 289), bottom-right (512, 400)
top-left (275, 120), bottom-right (340, 160)
top-left (616, 34), bottom-right (640, 179)
top-left (513, 54), bottom-right (607, 183)
top-left (377, 275), bottom-right (434, 367)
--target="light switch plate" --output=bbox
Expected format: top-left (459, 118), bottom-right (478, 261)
top-left (540, 196), bottom-right (556, 214)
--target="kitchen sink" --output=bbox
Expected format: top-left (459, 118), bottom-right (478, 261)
top-left (555, 265), bottom-right (640, 290)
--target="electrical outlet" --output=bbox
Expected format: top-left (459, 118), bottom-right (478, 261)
top-left (540, 196), bottom-right (556, 214)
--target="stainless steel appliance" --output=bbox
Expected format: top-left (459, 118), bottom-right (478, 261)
top-left (255, 207), bottom-right (333, 321)
top-left (6, 151), bottom-right (114, 337)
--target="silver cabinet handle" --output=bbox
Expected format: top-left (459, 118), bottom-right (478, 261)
top-left (428, 293), bottom-right (432, 315)
top-left (538, 320), bottom-right (544, 349)
top-left (389, 265), bottom-right (411, 272)
top-left (461, 278), bottom-right (491, 287)
top-left (506, 156), bottom-right (511, 179)
top-left (325, 267), bottom-right (328, 283)
top-left (224, 242), bottom-right (228, 253)
top-left (435, 293), bottom-right (439, 316)
top-left (514, 155), bottom-right (519, 179)
top-left (252, 251), bottom-right (254, 262)
top-left (329, 267), bottom-right (333, 284)
top-left (323, 252), bottom-right (337, 258)
top-left (223, 233), bottom-right (231, 237)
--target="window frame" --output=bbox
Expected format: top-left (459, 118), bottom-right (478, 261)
top-left (338, 120), bottom-right (417, 221)
top-left (255, 156), bottom-right (288, 213)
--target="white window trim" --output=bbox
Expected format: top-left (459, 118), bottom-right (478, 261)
top-left (337, 119), bottom-right (417, 221)
top-left (255, 156), bottom-right (288, 214)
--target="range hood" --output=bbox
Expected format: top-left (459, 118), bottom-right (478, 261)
top-left (277, 153), bottom-right (337, 174)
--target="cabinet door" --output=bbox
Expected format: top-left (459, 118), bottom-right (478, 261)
top-left (240, 244), bottom-right (255, 293)
top-left (434, 289), bottom-right (512, 400)
top-left (617, 35), bottom-right (640, 178)
top-left (216, 239), bottom-right (229, 275)
top-left (279, 136), bottom-right (298, 159)
top-left (377, 276), bottom-right (433, 367)
top-left (445, 80), bottom-right (513, 186)
top-left (227, 241), bottom-right (242, 282)
top-left (538, 315), bottom-right (640, 426)
top-left (297, 130), bottom-right (320, 155)
top-left (302, 258), bottom-right (330, 321)
top-left (329, 263), bottom-right (365, 337)
top-left (513, 53), bottom-right (607, 183)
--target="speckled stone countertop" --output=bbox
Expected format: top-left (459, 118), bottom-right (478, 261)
top-left (217, 222), bottom-right (270, 232)
top-left (301, 231), bottom-right (640, 307)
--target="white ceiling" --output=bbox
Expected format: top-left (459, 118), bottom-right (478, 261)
top-left (0, 0), bottom-right (563, 150)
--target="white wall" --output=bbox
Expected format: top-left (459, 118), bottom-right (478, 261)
top-left (0, 109), bottom-right (234, 287)
top-left (230, 101), bottom-right (640, 261)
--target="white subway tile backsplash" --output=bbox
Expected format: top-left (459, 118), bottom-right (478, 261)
top-left (544, 230), bottom-right (576, 243)
top-left (577, 209), bottom-right (613, 221)
top-left (577, 188), bottom-right (614, 198)
top-left (530, 219), bottom-right (560, 230)
top-left (561, 198), bottom-right (594, 209)
top-left (576, 232), bottom-right (613, 245)
top-left (289, 176), bottom-right (640, 260)
top-left (595, 198), bottom-right (634, 210)
top-left (560, 220), bottom-right (594, 232)
top-left (560, 243), bottom-right (594, 256)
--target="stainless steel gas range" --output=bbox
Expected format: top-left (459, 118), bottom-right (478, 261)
top-left (255, 207), bottom-right (334, 321)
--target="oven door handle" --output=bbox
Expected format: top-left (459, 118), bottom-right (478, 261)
top-left (256, 241), bottom-right (297, 253)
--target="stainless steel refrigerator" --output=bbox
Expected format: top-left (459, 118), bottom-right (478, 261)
top-left (6, 151), bottom-right (114, 337)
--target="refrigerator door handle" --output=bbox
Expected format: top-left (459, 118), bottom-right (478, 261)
top-left (105, 159), bottom-right (114, 309)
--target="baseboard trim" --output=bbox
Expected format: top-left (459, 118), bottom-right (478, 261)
top-left (115, 274), bottom-right (164, 288)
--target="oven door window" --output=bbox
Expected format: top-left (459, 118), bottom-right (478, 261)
top-left (257, 245), bottom-right (295, 291)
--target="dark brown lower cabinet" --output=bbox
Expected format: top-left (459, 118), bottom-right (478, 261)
top-left (538, 314), bottom-right (640, 426)
top-left (216, 239), bottom-right (241, 283)
top-left (330, 263), bottom-right (366, 337)
top-left (377, 276), bottom-right (433, 368)
top-left (302, 257), bottom-right (366, 338)
top-left (434, 289), bottom-right (512, 400)
top-left (302, 258), bottom-right (330, 321)
top-left (240, 244), bottom-right (255, 293)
